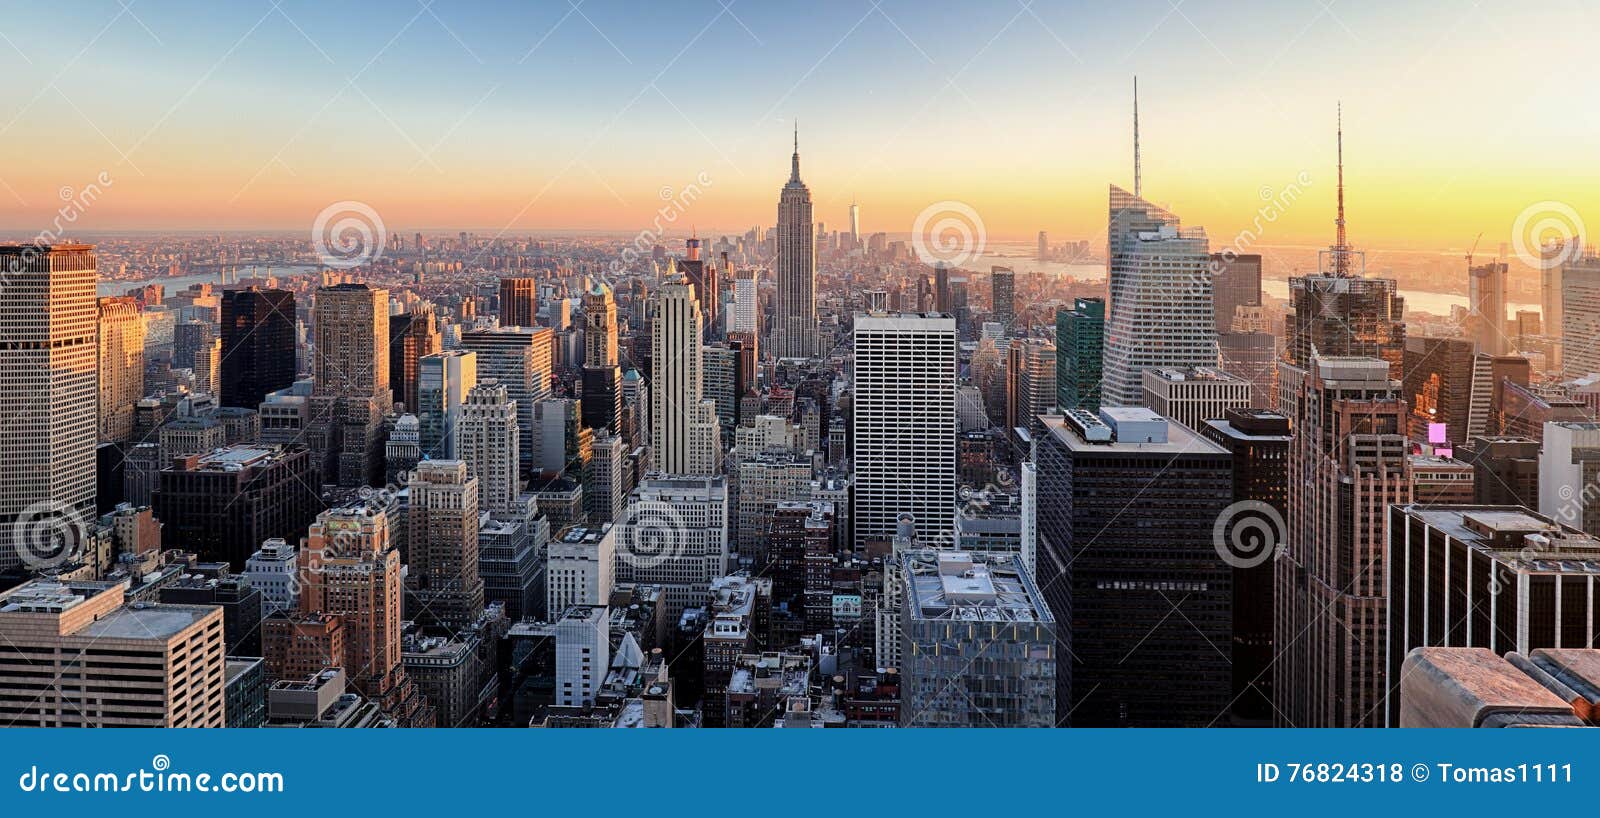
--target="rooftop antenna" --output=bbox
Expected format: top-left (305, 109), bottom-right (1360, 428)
top-left (1334, 102), bottom-right (1349, 276)
top-left (1133, 76), bottom-right (1142, 199)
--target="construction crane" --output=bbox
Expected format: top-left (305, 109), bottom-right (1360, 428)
top-left (1465, 232), bottom-right (1483, 271)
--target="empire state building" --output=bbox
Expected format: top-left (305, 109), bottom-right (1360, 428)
top-left (774, 128), bottom-right (816, 359)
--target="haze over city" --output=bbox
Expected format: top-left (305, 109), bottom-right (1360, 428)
top-left (1, 0), bottom-right (1594, 250)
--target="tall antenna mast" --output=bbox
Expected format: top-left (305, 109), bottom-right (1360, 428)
top-left (1133, 76), bottom-right (1142, 198)
top-left (1334, 102), bottom-right (1349, 276)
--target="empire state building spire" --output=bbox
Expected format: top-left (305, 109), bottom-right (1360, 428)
top-left (775, 122), bottom-right (817, 358)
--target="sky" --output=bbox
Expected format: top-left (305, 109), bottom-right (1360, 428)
top-left (0, 0), bottom-right (1595, 253)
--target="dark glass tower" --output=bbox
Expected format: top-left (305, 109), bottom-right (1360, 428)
top-left (220, 287), bottom-right (296, 409)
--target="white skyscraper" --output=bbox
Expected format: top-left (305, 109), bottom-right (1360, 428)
top-left (588, 431), bottom-right (627, 525)
top-left (460, 326), bottom-right (552, 469)
top-left (244, 538), bottom-right (299, 615)
top-left (1560, 254), bottom-right (1600, 379)
top-left (650, 277), bottom-right (721, 476)
top-left (1539, 420), bottom-right (1600, 535)
top-left (0, 244), bottom-right (97, 572)
top-left (774, 127), bottom-right (817, 359)
top-left (732, 268), bottom-right (759, 335)
top-left (547, 524), bottom-right (616, 616)
top-left (1101, 185), bottom-right (1218, 407)
top-left (851, 313), bottom-right (957, 548)
top-left (458, 380), bottom-right (520, 516)
top-left (615, 476), bottom-right (729, 618)
top-left (555, 605), bottom-right (609, 707)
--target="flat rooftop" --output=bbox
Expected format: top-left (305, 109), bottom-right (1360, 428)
top-left (1399, 506), bottom-right (1600, 572)
top-left (78, 603), bottom-right (213, 640)
top-left (1203, 418), bottom-right (1293, 443)
top-left (904, 551), bottom-right (1051, 624)
top-left (1042, 411), bottom-right (1229, 455)
top-left (853, 313), bottom-right (956, 332)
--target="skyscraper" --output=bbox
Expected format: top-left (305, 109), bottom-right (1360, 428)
top-left (458, 381), bottom-right (521, 516)
top-left (1036, 408), bottom-right (1234, 727)
top-left (1055, 297), bottom-right (1105, 413)
top-left (220, 287), bottom-right (296, 410)
top-left (460, 326), bottom-right (553, 470)
top-left (1005, 339), bottom-right (1057, 443)
top-left (1209, 253), bottom-right (1261, 333)
top-left (1277, 355), bottom-right (1411, 728)
top-left (1402, 336), bottom-right (1474, 448)
top-left (898, 551), bottom-right (1055, 727)
top-left (851, 313), bottom-right (956, 548)
top-left (1141, 366), bottom-right (1252, 432)
top-left (774, 127), bottom-right (817, 359)
top-left (1466, 260), bottom-right (1509, 355)
top-left (1538, 421), bottom-right (1600, 537)
top-left (1385, 506), bottom-right (1600, 726)
top-left (1559, 252), bottom-right (1600, 379)
top-left (675, 236), bottom-right (719, 339)
top-left (97, 295), bottom-right (145, 444)
top-left (498, 276), bottom-right (539, 328)
top-left (153, 444), bottom-right (321, 570)
top-left (546, 525), bottom-right (615, 616)
top-left (405, 460), bottom-right (484, 630)
top-left (650, 276), bottom-right (721, 477)
top-left (615, 476), bottom-right (729, 618)
top-left (581, 283), bottom-right (623, 434)
top-left (0, 243), bottom-right (97, 573)
top-left (194, 336), bottom-right (221, 398)
top-left (731, 266), bottom-right (759, 336)
top-left (416, 350), bottom-right (477, 459)
top-left (1201, 408), bottom-right (1291, 725)
top-left (389, 307), bottom-right (441, 412)
top-left (1102, 185), bottom-right (1217, 407)
top-left (1282, 111), bottom-right (1405, 383)
top-left (308, 283), bottom-right (393, 487)
top-left (0, 580), bottom-right (225, 727)
top-left (298, 503), bottom-right (431, 726)
top-left (990, 266), bottom-right (1015, 329)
